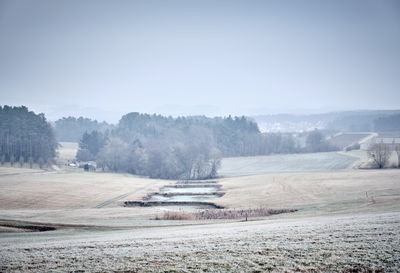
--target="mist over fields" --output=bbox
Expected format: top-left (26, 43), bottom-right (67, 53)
top-left (1, 0), bottom-right (399, 121)
top-left (1, 0), bottom-right (400, 272)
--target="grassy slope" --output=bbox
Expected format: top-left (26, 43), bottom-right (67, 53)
top-left (215, 169), bottom-right (400, 215)
top-left (1, 167), bottom-right (398, 225)
top-left (219, 151), bottom-right (359, 177)
top-left (0, 142), bottom-right (175, 225)
top-left (1, 146), bottom-right (399, 225)
top-left (0, 167), bottom-right (176, 225)
top-left (0, 145), bottom-right (399, 271)
top-left (0, 169), bottom-right (170, 210)
top-left (0, 144), bottom-right (398, 224)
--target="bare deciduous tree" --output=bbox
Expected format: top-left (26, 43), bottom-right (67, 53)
top-left (367, 143), bottom-right (391, 168)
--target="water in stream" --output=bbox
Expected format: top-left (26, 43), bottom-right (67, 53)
top-left (125, 181), bottom-right (224, 210)
top-left (149, 193), bottom-right (221, 202)
top-left (160, 186), bottom-right (220, 194)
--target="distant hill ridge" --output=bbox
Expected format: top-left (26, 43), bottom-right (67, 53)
top-left (253, 110), bottom-right (400, 133)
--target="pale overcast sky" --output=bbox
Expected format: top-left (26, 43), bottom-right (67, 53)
top-left (0, 0), bottom-right (399, 122)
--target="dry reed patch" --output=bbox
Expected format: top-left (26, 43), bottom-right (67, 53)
top-left (195, 207), bottom-right (297, 220)
top-left (157, 207), bottom-right (296, 220)
top-left (157, 211), bottom-right (196, 220)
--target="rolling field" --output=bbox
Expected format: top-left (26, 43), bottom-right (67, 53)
top-left (219, 151), bottom-right (359, 177)
top-left (216, 169), bottom-right (400, 214)
top-left (1, 167), bottom-right (399, 227)
top-left (0, 168), bottom-right (177, 226)
top-left (0, 146), bottom-right (399, 271)
top-left (0, 170), bottom-right (170, 210)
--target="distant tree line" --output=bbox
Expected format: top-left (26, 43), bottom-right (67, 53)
top-left (54, 116), bottom-right (113, 142)
top-left (373, 114), bottom-right (400, 132)
top-left (0, 105), bottom-right (58, 168)
top-left (327, 114), bottom-right (376, 132)
top-left (255, 110), bottom-right (400, 133)
top-left (327, 112), bottom-right (400, 132)
top-left (76, 112), bottom-right (301, 179)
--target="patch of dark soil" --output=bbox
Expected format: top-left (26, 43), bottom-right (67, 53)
top-left (0, 222), bottom-right (56, 232)
top-left (0, 219), bottom-right (113, 233)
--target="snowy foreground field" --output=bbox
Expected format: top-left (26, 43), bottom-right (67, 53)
top-left (1, 212), bottom-right (399, 272)
top-left (0, 150), bottom-right (399, 272)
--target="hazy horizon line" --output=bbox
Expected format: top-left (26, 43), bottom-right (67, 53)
top-left (2, 103), bottom-right (399, 124)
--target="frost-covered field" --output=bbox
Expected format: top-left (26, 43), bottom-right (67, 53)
top-left (0, 212), bottom-right (399, 272)
top-left (215, 169), bottom-right (400, 212)
top-left (0, 167), bottom-right (399, 226)
top-left (220, 152), bottom-right (359, 177)
top-left (0, 168), bottom-right (171, 210)
top-left (1, 148), bottom-right (399, 272)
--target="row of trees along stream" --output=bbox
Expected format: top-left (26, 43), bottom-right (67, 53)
top-left (76, 112), bottom-right (299, 179)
